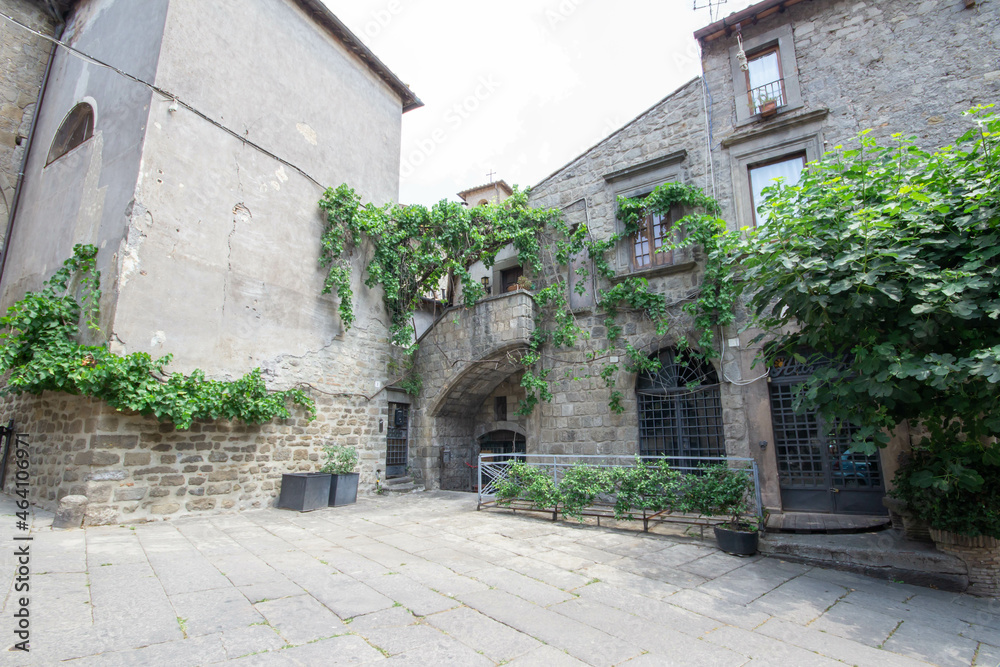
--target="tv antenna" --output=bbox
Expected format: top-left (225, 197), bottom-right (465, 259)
top-left (693, 0), bottom-right (728, 21)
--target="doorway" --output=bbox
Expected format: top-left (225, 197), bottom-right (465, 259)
top-left (386, 402), bottom-right (409, 478)
top-left (768, 354), bottom-right (886, 515)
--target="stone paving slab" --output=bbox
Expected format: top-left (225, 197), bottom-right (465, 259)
top-left (2, 491), bottom-right (998, 666)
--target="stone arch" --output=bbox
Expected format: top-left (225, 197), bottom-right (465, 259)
top-left (474, 421), bottom-right (527, 440)
top-left (410, 292), bottom-right (536, 491)
top-left (428, 342), bottom-right (526, 418)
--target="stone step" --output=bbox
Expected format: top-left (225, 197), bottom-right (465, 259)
top-left (382, 476), bottom-right (422, 494)
top-left (760, 529), bottom-right (969, 592)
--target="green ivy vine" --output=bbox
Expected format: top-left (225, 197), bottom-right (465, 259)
top-left (0, 245), bottom-right (314, 429)
top-left (318, 180), bottom-right (734, 416)
top-left (515, 181), bottom-right (735, 415)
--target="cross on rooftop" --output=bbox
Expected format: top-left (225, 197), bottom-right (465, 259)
top-left (486, 170), bottom-right (495, 183)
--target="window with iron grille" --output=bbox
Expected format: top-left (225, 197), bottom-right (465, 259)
top-left (636, 349), bottom-right (725, 461)
top-left (767, 350), bottom-right (885, 511)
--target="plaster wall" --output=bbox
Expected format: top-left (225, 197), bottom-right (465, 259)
top-left (0, 0), bottom-right (55, 247)
top-left (0, 0), bottom-right (167, 328)
top-left (0, 0), bottom-right (412, 523)
top-left (112, 0), bottom-right (405, 378)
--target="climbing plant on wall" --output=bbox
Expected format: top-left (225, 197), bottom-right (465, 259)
top-left (318, 181), bottom-right (734, 415)
top-left (0, 244), bottom-right (315, 429)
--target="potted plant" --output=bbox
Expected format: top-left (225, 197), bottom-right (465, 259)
top-left (322, 444), bottom-right (360, 506)
top-left (755, 95), bottom-right (779, 118)
top-left (277, 470), bottom-right (332, 512)
top-left (686, 464), bottom-right (760, 556)
top-left (890, 436), bottom-right (1000, 596)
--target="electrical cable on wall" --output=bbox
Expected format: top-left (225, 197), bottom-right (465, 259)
top-left (0, 10), bottom-right (325, 191)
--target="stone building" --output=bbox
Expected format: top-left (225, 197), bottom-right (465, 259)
top-left (3, 0), bottom-right (999, 526)
top-left (408, 0), bottom-right (1000, 522)
top-left (0, 0), bottom-right (420, 524)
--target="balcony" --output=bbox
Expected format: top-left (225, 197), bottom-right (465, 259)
top-left (747, 78), bottom-right (786, 118)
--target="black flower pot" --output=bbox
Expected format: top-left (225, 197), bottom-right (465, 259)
top-left (714, 524), bottom-right (759, 556)
top-left (329, 473), bottom-right (360, 506)
top-left (278, 473), bottom-right (332, 512)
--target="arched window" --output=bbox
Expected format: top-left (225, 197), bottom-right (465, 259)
top-left (477, 199), bottom-right (489, 207)
top-left (636, 348), bottom-right (725, 460)
top-left (46, 103), bottom-right (94, 165)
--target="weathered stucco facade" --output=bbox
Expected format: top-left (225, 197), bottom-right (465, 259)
top-left (0, 0), bottom-right (419, 523)
top-left (0, 0), bottom-right (56, 249)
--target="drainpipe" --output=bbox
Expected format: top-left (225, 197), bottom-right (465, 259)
top-left (0, 15), bottom-right (66, 293)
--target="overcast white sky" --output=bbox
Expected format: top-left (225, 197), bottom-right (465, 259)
top-left (323, 0), bottom-right (758, 206)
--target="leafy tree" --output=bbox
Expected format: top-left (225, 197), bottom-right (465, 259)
top-left (733, 107), bottom-right (1000, 534)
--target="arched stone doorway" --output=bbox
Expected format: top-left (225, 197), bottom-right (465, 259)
top-left (636, 348), bottom-right (725, 461)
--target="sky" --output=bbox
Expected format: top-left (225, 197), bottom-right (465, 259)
top-left (322, 0), bottom-right (758, 207)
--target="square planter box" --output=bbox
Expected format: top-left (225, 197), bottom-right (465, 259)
top-left (329, 473), bottom-right (360, 506)
top-left (278, 473), bottom-right (331, 512)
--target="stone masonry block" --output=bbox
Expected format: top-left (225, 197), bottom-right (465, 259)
top-left (114, 486), bottom-right (148, 501)
top-left (74, 451), bottom-right (120, 466)
top-left (124, 452), bottom-right (151, 466)
top-left (91, 435), bottom-right (138, 449)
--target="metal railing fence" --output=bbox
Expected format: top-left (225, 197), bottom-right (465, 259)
top-left (476, 453), bottom-right (762, 533)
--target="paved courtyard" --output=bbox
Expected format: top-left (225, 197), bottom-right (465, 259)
top-left (2, 491), bottom-right (998, 666)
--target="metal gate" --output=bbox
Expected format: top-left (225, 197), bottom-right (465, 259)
top-left (637, 349), bottom-right (725, 462)
top-left (768, 354), bottom-right (886, 515)
top-left (386, 403), bottom-right (409, 478)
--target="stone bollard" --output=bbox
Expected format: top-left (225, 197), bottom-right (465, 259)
top-left (52, 495), bottom-right (89, 530)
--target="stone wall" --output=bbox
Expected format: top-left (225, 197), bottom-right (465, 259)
top-left (699, 0), bottom-right (1000, 230)
top-left (0, 0), bottom-right (55, 246)
top-left (411, 291), bottom-right (536, 489)
top-left (523, 77), bottom-right (757, 463)
top-left (0, 387), bottom-right (390, 525)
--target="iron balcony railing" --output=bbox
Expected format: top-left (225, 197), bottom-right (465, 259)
top-left (748, 78), bottom-right (786, 115)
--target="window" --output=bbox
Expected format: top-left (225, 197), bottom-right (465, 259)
top-left (632, 210), bottom-right (675, 270)
top-left (494, 396), bottom-right (507, 421)
top-left (603, 151), bottom-right (689, 275)
top-left (748, 154), bottom-right (805, 225)
top-left (637, 348), bottom-right (725, 461)
top-left (745, 46), bottom-right (785, 115)
top-left (500, 266), bottom-right (523, 292)
top-left (47, 103), bottom-right (95, 165)
top-left (729, 25), bottom-right (801, 126)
